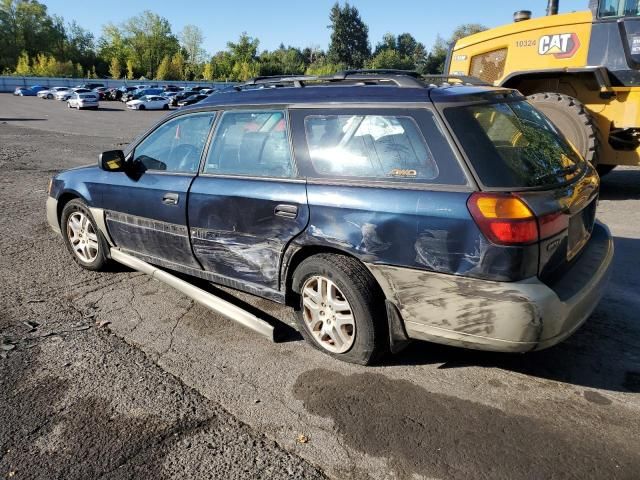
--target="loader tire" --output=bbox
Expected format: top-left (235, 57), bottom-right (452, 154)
top-left (527, 92), bottom-right (601, 168)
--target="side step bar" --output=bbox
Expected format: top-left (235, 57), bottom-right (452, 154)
top-left (110, 248), bottom-right (275, 341)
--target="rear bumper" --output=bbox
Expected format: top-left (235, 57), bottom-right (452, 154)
top-left (367, 222), bottom-right (614, 353)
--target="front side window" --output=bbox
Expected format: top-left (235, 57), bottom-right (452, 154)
top-left (445, 100), bottom-right (586, 188)
top-left (133, 112), bottom-right (215, 173)
top-left (204, 110), bottom-right (293, 177)
top-left (599, 0), bottom-right (640, 17)
top-left (303, 114), bottom-right (441, 181)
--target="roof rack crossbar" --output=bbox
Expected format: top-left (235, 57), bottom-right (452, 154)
top-left (238, 70), bottom-right (489, 91)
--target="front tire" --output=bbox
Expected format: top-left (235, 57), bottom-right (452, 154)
top-left (527, 92), bottom-right (601, 166)
top-left (292, 254), bottom-right (387, 365)
top-left (138, 104), bottom-right (145, 110)
top-left (61, 199), bottom-right (110, 271)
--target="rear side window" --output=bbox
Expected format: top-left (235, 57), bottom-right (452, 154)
top-left (299, 110), bottom-right (467, 185)
top-left (204, 110), bottom-right (293, 178)
top-left (445, 100), bottom-right (586, 188)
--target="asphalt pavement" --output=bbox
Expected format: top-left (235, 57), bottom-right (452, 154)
top-left (1, 94), bottom-right (639, 480)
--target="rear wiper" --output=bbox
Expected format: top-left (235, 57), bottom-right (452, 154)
top-left (534, 164), bottom-right (580, 183)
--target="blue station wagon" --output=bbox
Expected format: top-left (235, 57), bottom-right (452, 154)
top-left (46, 70), bottom-right (614, 364)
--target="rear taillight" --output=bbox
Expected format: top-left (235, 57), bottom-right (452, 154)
top-left (468, 193), bottom-right (568, 246)
top-left (467, 193), bottom-right (538, 245)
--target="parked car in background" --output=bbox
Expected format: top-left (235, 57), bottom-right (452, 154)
top-left (163, 85), bottom-right (181, 92)
top-left (38, 87), bottom-right (71, 99)
top-left (126, 95), bottom-right (170, 110)
top-left (14, 87), bottom-right (36, 96)
top-left (67, 92), bottom-right (99, 110)
top-left (199, 88), bottom-right (215, 95)
top-left (93, 87), bottom-right (109, 99)
top-left (56, 88), bottom-right (91, 101)
top-left (122, 88), bottom-right (164, 103)
top-left (30, 85), bottom-right (46, 93)
top-left (45, 71), bottom-right (614, 365)
top-left (170, 90), bottom-right (198, 106)
top-left (77, 82), bottom-right (104, 90)
top-left (177, 93), bottom-right (209, 107)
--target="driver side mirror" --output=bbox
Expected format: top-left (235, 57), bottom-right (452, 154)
top-left (99, 150), bottom-right (125, 172)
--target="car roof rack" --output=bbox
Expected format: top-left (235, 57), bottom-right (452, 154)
top-left (237, 70), bottom-right (489, 90)
top-left (420, 74), bottom-right (491, 86)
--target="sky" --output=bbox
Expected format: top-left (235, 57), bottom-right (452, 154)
top-left (44, 0), bottom-right (587, 54)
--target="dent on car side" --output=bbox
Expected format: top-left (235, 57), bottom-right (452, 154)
top-left (47, 78), bottom-right (614, 357)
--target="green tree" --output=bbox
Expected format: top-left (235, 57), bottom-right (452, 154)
top-left (126, 57), bottom-right (134, 79)
top-left (259, 44), bottom-right (305, 76)
top-left (170, 51), bottom-right (185, 80)
top-left (211, 50), bottom-right (233, 80)
top-left (450, 23), bottom-right (487, 43)
top-left (305, 58), bottom-right (345, 76)
top-left (180, 24), bottom-right (205, 78)
top-left (368, 49), bottom-right (414, 70)
top-left (14, 51), bottom-right (30, 75)
top-left (202, 61), bottom-right (213, 81)
top-left (423, 35), bottom-right (448, 74)
top-left (156, 55), bottom-right (171, 79)
top-left (123, 11), bottom-right (179, 78)
top-left (373, 33), bottom-right (396, 56)
top-left (327, 2), bottom-right (370, 68)
top-left (109, 56), bottom-right (121, 78)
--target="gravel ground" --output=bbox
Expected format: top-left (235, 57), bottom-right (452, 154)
top-left (1, 95), bottom-right (639, 480)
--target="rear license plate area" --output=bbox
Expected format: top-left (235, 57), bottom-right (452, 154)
top-left (567, 199), bottom-right (596, 260)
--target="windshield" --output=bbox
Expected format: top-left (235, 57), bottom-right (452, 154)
top-left (599, 0), bottom-right (640, 17)
top-left (445, 100), bottom-right (585, 188)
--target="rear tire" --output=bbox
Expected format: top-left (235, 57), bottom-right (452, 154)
top-left (163, 104), bottom-right (169, 110)
top-left (292, 253), bottom-right (387, 365)
top-left (527, 92), bottom-right (601, 166)
top-left (47, 93), bottom-right (53, 99)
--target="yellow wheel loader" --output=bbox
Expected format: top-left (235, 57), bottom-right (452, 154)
top-left (447, 0), bottom-right (640, 175)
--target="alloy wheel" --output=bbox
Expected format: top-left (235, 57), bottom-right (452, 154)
top-left (301, 275), bottom-right (356, 353)
top-left (66, 211), bottom-right (99, 263)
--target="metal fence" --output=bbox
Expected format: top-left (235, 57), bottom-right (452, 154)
top-left (0, 76), bottom-right (234, 92)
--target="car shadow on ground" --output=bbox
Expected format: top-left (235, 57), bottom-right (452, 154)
top-left (387, 235), bottom-right (640, 393)
top-left (94, 107), bottom-right (124, 112)
top-left (599, 167), bottom-right (640, 200)
top-left (0, 118), bottom-right (47, 121)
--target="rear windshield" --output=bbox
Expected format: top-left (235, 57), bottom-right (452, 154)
top-left (445, 100), bottom-right (585, 188)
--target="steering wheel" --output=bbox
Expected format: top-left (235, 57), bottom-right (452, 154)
top-left (173, 144), bottom-right (200, 172)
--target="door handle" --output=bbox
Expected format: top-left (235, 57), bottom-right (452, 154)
top-left (162, 192), bottom-right (179, 205)
top-left (274, 204), bottom-right (298, 219)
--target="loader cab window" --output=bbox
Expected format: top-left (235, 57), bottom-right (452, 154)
top-left (598, 0), bottom-right (640, 17)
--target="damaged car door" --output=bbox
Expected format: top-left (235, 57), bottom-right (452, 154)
top-left (103, 112), bottom-right (216, 267)
top-left (188, 109), bottom-right (309, 296)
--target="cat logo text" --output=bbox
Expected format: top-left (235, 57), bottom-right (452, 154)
top-left (538, 33), bottom-right (580, 59)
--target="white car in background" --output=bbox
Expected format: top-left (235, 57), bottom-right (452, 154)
top-left (67, 92), bottom-right (99, 110)
top-left (55, 88), bottom-right (91, 101)
top-left (38, 87), bottom-right (71, 99)
top-left (126, 95), bottom-right (170, 110)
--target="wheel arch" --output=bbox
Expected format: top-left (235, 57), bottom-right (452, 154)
top-left (500, 67), bottom-right (611, 98)
top-left (56, 190), bottom-right (88, 226)
top-left (282, 245), bottom-right (384, 307)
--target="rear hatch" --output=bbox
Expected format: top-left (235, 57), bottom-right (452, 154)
top-left (439, 92), bottom-right (599, 279)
